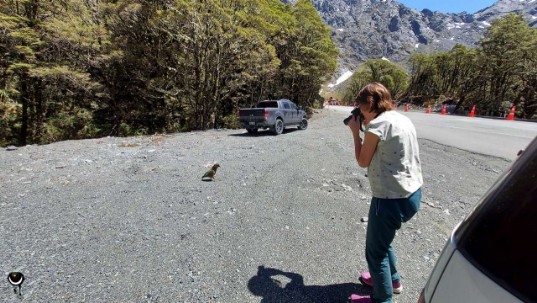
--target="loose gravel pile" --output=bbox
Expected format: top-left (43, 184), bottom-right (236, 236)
top-left (0, 109), bottom-right (510, 303)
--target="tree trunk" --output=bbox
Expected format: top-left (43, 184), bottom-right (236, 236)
top-left (20, 75), bottom-right (29, 146)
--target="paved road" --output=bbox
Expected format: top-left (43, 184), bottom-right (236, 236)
top-left (328, 106), bottom-right (537, 160)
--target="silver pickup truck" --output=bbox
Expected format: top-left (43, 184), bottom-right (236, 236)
top-left (239, 99), bottom-right (308, 135)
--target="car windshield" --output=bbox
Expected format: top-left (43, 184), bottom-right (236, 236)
top-left (256, 101), bottom-right (278, 108)
top-left (455, 143), bottom-right (537, 302)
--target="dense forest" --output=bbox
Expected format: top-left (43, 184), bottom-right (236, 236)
top-left (0, 0), bottom-right (338, 146)
top-left (336, 14), bottom-right (537, 119)
top-left (2, 2), bottom-right (536, 147)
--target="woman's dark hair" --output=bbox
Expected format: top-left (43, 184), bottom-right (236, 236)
top-left (356, 82), bottom-right (394, 115)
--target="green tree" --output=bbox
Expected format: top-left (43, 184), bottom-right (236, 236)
top-left (0, 0), bottom-right (105, 145)
top-left (339, 59), bottom-right (409, 103)
top-left (364, 59), bottom-right (408, 97)
top-left (285, 0), bottom-right (338, 106)
top-left (407, 53), bottom-right (437, 100)
top-left (478, 13), bottom-right (536, 116)
top-left (340, 70), bottom-right (372, 104)
top-left (1, 0), bottom-right (341, 145)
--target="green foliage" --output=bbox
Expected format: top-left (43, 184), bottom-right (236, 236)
top-left (0, 97), bottom-right (20, 146)
top-left (279, 0), bottom-right (338, 106)
top-left (479, 14), bottom-right (537, 118)
top-left (405, 14), bottom-right (537, 118)
top-left (0, 0), bottom-right (340, 146)
top-left (44, 109), bottom-right (98, 143)
top-left (338, 59), bottom-right (409, 103)
top-left (220, 114), bottom-right (241, 129)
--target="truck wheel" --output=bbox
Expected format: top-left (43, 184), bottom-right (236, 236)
top-left (246, 128), bottom-right (258, 134)
top-left (272, 119), bottom-right (284, 135)
top-left (298, 118), bottom-right (308, 130)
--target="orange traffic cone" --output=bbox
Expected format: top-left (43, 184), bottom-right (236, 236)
top-left (469, 105), bottom-right (476, 117)
top-left (425, 105), bottom-right (431, 114)
top-left (507, 106), bottom-right (516, 120)
top-left (441, 104), bottom-right (447, 115)
top-left (404, 103), bottom-right (409, 112)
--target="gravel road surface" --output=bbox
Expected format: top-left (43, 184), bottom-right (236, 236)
top-left (0, 109), bottom-right (511, 303)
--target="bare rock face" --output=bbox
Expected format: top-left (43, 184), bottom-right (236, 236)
top-left (475, 0), bottom-right (537, 26)
top-left (281, 0), bottom-right (537, 75)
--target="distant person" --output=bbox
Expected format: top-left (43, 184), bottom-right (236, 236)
top-left (328, 97), bottom-right (336, 105)
top-left (346, 82), bottom-right (423, 303)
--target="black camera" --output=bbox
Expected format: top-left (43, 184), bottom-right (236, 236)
top-left (343, 107), bottom-right (364, 130)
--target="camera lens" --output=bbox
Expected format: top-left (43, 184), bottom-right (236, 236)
top-left (343, 115), bottom-right (353, 125)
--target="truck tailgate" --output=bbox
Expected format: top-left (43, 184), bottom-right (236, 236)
top-left (239, 109), bottom-right (266, 122)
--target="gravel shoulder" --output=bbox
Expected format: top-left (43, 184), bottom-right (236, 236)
top-left (0, 109), bottom-right (510, 302)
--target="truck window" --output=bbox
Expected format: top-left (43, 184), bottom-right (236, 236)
top-left (256, 101), bottom-right (278, 108)
top-left (456, 149), bottom-right (537, 302)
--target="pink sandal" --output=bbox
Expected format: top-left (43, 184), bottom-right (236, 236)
top-left (359, 272), bottom-right (403, 294)
top-left (348, 294), bottom-right (372, 303)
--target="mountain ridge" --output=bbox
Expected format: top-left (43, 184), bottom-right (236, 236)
top-left (282, 0), bottom-right (537, 75)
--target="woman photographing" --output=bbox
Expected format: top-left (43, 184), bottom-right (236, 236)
top-left (347, 83), bottom-right (423, 303)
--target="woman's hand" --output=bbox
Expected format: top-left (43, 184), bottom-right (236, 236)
top-left (347, 114), bottom-right (361, 135)
top-left (347, 111), bottom-right (379, 168)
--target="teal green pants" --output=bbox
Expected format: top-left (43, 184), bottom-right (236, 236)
top-left (365, 189), bottom-right (422, 303)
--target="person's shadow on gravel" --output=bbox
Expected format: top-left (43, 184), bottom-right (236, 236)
top-left (248, 266), bottom-right (369, 303)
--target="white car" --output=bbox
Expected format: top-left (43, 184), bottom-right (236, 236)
top-left (419, 136), bottom-right (537, 303)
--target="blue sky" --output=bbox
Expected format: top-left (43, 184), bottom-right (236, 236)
top-left (397, 0), bottom-right (497, 14)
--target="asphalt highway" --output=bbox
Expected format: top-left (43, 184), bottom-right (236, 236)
top-left (328, 106), bottom-right (537, 160)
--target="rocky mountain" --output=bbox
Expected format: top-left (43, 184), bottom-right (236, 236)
top-left (282, 0), bottom-right (537, 76)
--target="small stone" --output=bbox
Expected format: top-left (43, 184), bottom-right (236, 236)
top-left (6, 145), bottom-right (18, 151)
top-left (341, 184), bottom-right (353, 191)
